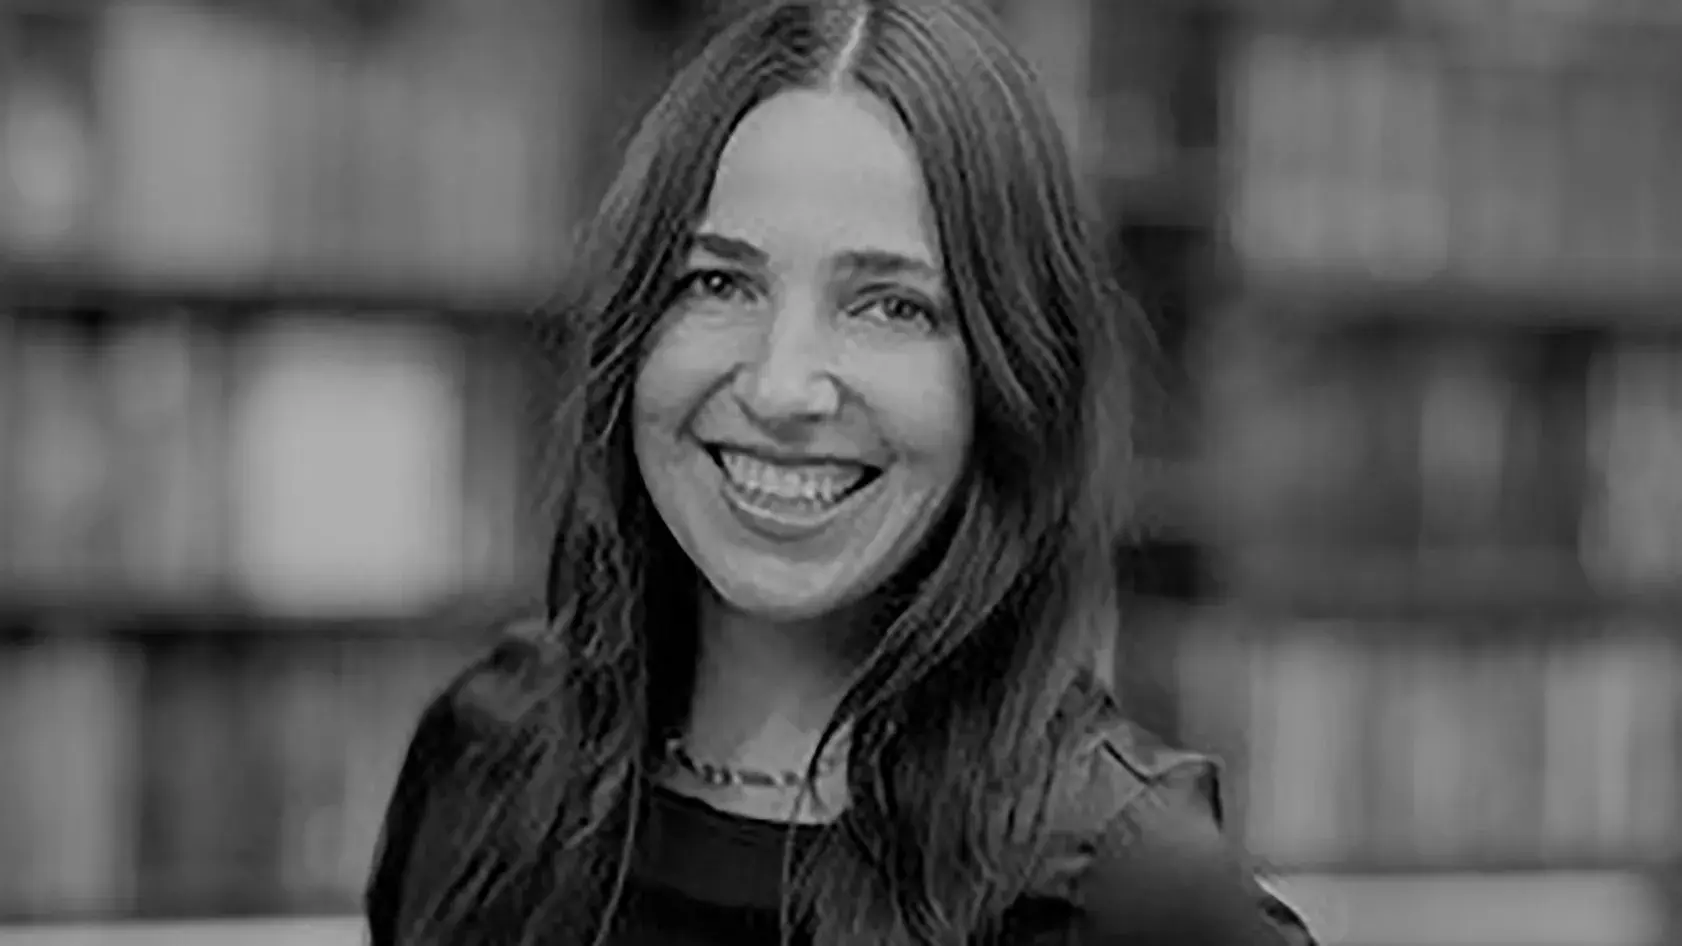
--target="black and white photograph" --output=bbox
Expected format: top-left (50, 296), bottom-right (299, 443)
top-left (1, 1), bottom-right (1679, 944)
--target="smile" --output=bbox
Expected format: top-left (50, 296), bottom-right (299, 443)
top-left (706, 446), bottom-right (883, 534)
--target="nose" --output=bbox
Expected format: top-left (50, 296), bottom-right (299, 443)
top-left (733, 298), bottom-right (841, 427)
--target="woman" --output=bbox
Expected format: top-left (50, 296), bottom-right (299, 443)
top-left (367, 0), bottom-right (1316, 943)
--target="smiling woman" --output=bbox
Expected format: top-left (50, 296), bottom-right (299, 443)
top-left (364, 1), bottom-right (1315, 945)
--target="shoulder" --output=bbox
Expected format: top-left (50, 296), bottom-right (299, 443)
top-left (365, 619), bottom-right (555, 942)
top-left (411, 617), bottom-right (556, 749)
top-left (1040, 696), bottom-right (1222, 844)
top-left (1082, 708), bottom-right (1225, 824)
top-left (1024, 702), bottom-right (1317, 943)
top-left (375, 614), bottom-right (554, 803)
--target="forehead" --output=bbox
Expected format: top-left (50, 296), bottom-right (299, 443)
top-left (701, 88), bottom-right (940, 266)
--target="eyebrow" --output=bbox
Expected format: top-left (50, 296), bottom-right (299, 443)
top-left (687, 230), bottom-right (942, 283)
top-left (689, 231), bottom-right (766, 266)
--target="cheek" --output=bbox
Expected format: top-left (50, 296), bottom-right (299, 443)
top-left (630, 360), bottom-right (673, 461)
top-left (640, 305), bottom-right (763, 381)
top-left (632, 356), bottom-right (702, 492)
top-left (633, 319), bottom-right (725, 439)
top-left (873, 343), bottom-right (972, 483)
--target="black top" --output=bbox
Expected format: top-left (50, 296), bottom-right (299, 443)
top-left (366, 630), bottom-right (1318, 945)
top-left (609, 786), bottom-right (817, 945)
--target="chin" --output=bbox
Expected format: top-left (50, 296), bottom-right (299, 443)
top-left (705, 570), bottom-right (871, 626)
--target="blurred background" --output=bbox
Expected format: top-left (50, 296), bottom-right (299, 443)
top-left (1, 0), bottom-right (1680, 943)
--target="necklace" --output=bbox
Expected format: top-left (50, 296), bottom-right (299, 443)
top-left (662, 734), bottom-right (846, 790)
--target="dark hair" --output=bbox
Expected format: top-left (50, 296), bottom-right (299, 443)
top-left (399, 1), bottom-right (1149, 943)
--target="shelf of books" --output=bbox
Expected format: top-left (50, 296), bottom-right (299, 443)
top-left (0, 1), bottom-right (601, 943)
top-left (1183, 5), bottom-right (1682, 946)
top-left (0, 0), bottom-right (596, 307)
top-left (0, 303), bottom-right (558, 930)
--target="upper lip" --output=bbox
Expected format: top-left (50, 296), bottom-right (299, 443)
top-left (706, 441), bottom-right (879, 469)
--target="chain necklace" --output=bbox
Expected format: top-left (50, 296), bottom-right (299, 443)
top-left (662, 734), bottom-right (847, 790)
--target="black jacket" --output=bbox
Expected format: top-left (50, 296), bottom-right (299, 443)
top-left (367, 630), bottom-right (1316, 945)
top-left (1025, 714), bottom-right (1316, 944)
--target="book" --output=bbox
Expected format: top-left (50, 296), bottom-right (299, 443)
top-left (0, 314), bottom-right (15, 582)
top-left (2, 631), bottom-right (141, 919)
top-left (1582, 341), bottom-right (1682, 594)
top-left (268, 641), bottom-right (353, 910)
top-left (458, 327), bottom-right (534, 600)
top-left (99, 0), bottom-right (283, 283)
top-left (1624, 625), bottom-right (1682, 860)
top-left (1241, 623), bottom-right (1364, 868)
top-left (100, 310), bottom-right (231, 600)
top-left (227, 314), bottom-right (468, 618)
top-left (5, 315), bottom-right (117, 595)
top-left (0, 7), bottom-right (101, 263)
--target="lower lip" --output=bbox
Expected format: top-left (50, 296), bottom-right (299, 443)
top-left (716, 463), bottom-right (882, 541)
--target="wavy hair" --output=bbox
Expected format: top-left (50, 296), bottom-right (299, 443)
top-left (384, 1), bottom-right (1151, 943)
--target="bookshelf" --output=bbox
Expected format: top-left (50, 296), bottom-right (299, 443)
top-left (0, 0), bottom-right (595, 932)
top-left (1175, 4), bottom-right (1682, 946)
top-left (0, 293), bottom-right (545, 928)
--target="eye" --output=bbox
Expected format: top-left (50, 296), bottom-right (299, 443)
top-left (674, 268), bottom-right (752, 304)
top-left (856, 292), bottom-right (938, 330)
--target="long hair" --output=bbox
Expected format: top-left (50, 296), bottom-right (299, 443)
top-left (394, 1), bottom-right (1151, 943)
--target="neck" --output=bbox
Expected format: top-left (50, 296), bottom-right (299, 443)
top-left (681, 587), bottom-right (863, 770)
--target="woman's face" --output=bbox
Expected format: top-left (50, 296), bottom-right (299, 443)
top-left (633, 88), bottom-right (972, 623)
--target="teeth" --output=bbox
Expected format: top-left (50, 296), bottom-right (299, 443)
top-left (718, 450), bottom-right (866, 505)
